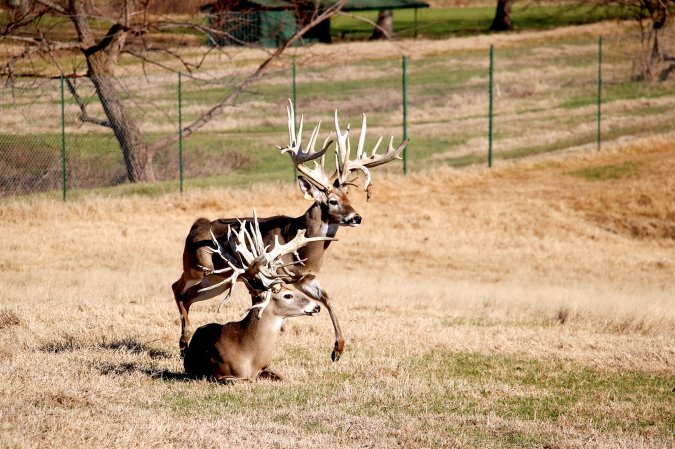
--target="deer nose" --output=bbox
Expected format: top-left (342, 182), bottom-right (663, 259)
top-left (304, 302), bottom-right (321, 315)
top-left (351, 214), bottom-right (362, 225)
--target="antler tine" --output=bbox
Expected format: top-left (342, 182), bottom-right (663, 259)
top-left (307, 120), bottom-right (320, 153)
top-left (286, 100), bottom-right (295, 149)
top-left (231, 220), bottom-right (259, 267)
top-left (333, 109), bottom-right (351, 183)
top-left (264, 229), bottom-right (336, 266)
top-left (205, 228), bottom-right (240, 268)
top-left (365, 136), bottom-right (408, 168)
top-left (196, 227), bottom-right (245, 300)
top-left (331, 108), bottom-right (408, 198)
top-left (356, 113), bottom-right (367, 160)
top-left (251, 208), bottom-right (266, 255)
top-left (347, 137), bottom-right (408, 198)
top-left (229, 210), bottom-right (336, 317)
top-left (277, 99), bottom-right (334, 190)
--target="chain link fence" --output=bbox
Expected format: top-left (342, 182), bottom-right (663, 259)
top-left (2, 27), bottom-right (675, 199)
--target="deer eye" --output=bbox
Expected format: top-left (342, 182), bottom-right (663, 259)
top-left (283, 293), bottom-right (293, 300)
top-left (328, 199), bottom-right (338, 206)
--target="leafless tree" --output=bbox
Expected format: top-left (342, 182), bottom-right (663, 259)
top-left (1, 0), bottom-right (345, 182)
top-left (590, 0), bottom-right (675, 81)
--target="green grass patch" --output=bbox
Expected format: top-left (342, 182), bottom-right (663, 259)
top-left (332, 5), bottom-right (636, 40)
top-left (562, 81), bottom-right (675, 109)
top-left (412, 351), bottom-right (674, 437)
top-left (154, 346), bottom-right (673, 445)
top-left (566, 161), bottom-right (643, 181)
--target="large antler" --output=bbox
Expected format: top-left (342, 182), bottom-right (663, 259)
top-left (277, 99), bottom-right (335, 191)
top-left (203, 209), bottom-right (335, 317)
top-left (333, 111), bottom-right (408, 199)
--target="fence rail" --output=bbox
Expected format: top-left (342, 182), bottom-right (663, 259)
top-left (2, 28), bottom-right (675, 199)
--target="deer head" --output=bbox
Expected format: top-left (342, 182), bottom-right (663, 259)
top-left (277, 99), bottom-right (408, 226)
top-left (201, 209), bottom-right (334, 318)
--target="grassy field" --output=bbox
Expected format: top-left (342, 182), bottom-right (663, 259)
top-left (0, 3), bottom-right (636, 44)
top-left (332, 3), bottom-right (637, 40)
top-left (3, 21), bottom-right (675, 197)
top-left (1, 8), bottom-right (674, 448)
top-left (0, 132), bottom-right (673, 447)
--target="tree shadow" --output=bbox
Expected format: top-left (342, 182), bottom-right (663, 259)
top-left (98, 361), bottom-right (196, 382)
top-left (35, 334), bottom-right (196, 381)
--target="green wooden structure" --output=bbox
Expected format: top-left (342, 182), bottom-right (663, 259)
top-left (203, 0), bottom-right (429, 47)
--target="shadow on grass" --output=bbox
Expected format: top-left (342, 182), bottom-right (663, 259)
top-left (39, 335), bottom-right (173, 359)
top-left (35, 335), bottom-right (217, 383)
top-left (97, 338), bottom-right (173, 360)
top-left (98, 362), bottom-right (193, 382)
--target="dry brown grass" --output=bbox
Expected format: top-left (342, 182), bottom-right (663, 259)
top-left (0, 135), bottom-right (674, 447)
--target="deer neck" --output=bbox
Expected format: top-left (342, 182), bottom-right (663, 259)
top-left (290, 203), bottom-right (337, 271)
top-left (239, 309), bottom-right (283, 366)
top-left (300, 202), bottom-right (338, 239)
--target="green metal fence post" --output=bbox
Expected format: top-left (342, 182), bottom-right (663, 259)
top-left (597, 35), bottom-right (602, 151)
top-left (178, 71), bottom-right (184, 193)
top-left (488, 44), bottom-right (494, 168)
top-left (60, 75), bottom-right (66, 201)
top-left (292, 61), bottom-right (297, 180)
top-left (402, 54), bottom-right (408, 175)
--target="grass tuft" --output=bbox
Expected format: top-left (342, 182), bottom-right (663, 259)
top-left (0, 308), bottom-right (23, 329)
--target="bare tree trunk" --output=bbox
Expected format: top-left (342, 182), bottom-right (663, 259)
top-left (89, 74), bottom-right (155, 182)
top-left (370, 9), bottom-right (393, 40)
top-left (70, 0), bottom-right (155, 182)
top-left (634, 2), bottom-right (675, 82)
top-left (490, 0), bottom-right (513, 32)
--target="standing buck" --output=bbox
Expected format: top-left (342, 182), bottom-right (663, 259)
top-left (173, 100), bottom-right (408, 361)
top-left (183, 213), bottom-right (327, 382)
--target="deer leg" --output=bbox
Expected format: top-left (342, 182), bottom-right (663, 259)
top-left (297, 278), bottom-right (345, 362)
top-left (322, 292), bottom-right (346, 362)
top-left (173, 271), bottom-right (232, 357)
top-left (172, 277), bottom-right (193, 357)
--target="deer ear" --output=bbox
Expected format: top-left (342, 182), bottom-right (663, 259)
top-left (298, 176), bottom-right (325, 202)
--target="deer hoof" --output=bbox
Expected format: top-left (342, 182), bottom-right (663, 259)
top-left (258, 368), bottom-right (283, 381)
top-left (179, 341), bottom-right (189, 359)
top-left (331, 348), bottom-right (341, 362)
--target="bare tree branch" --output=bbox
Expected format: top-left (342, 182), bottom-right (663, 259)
top-left (33, 0), bottom-right (69, 16)
top-left (64, 77), bottom-right (111, 128)
top-left (2, 0), bottom-right (348, 182)
top-left (146, 0), bottom-right (347, 155)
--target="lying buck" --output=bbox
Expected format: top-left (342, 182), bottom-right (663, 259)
top-left (183, 213), bottom-right (327, 382)
top-left (173, 100), bottom-right (408, 361)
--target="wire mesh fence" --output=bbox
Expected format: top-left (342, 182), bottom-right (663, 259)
top-left (2, 26), bottom-right (675, 199)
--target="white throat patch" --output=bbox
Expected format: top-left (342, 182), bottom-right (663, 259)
top-left (320, 223), bottom-right (338, 237)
